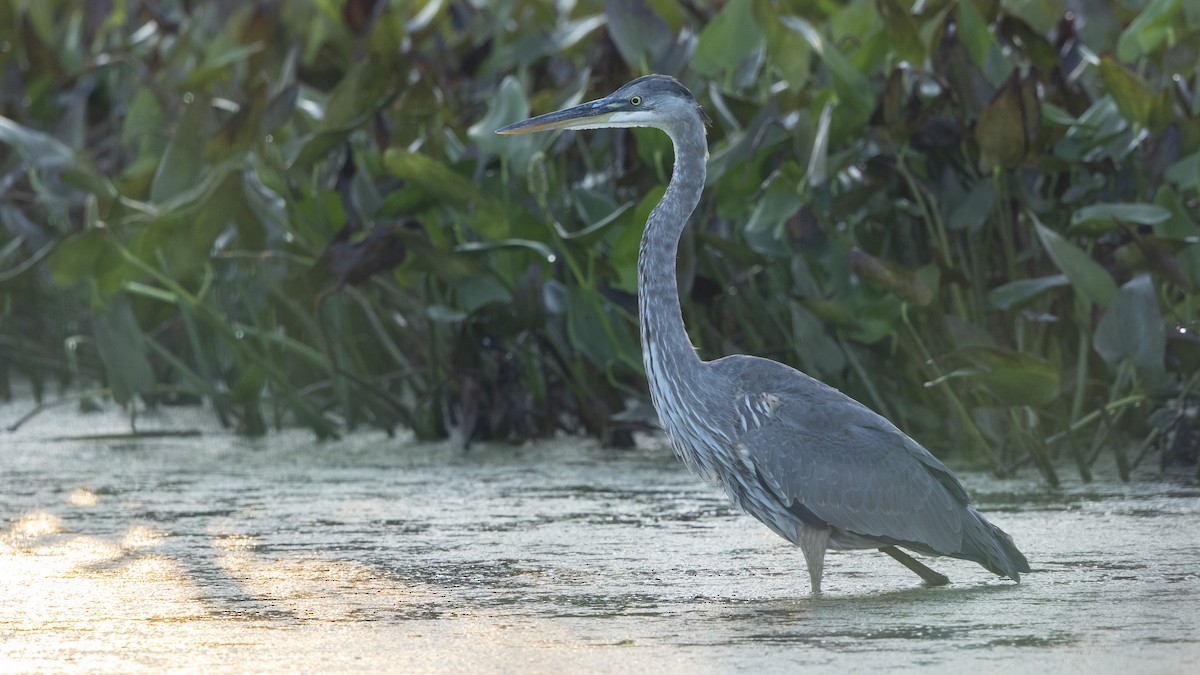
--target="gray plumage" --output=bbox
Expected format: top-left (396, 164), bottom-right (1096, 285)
top-left (498, 75), bottom-right (1030, 593)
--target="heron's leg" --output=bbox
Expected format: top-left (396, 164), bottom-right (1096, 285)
top-left (799, 524), bottom-right (831, 594)
top-left (880, 546), bottom-right (950, 587)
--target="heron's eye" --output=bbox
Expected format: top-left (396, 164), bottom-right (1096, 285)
top-left (629, 96), bottom-right (642, 106)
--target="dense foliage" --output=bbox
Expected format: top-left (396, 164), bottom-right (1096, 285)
top-left (2, 0), bottom-right (1198, 481)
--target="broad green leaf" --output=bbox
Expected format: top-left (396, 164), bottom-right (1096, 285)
top-left (93, 297), bottom-right (157, 405)
top-left (1055, 97), bottom-right (1141, 164)
top-left (610, 186), bottom-right (664, 292)
top-left (877, 0), bottom-right (924, 65)
top-left (1041, 102), bottom-right (1077, 127)
top-left (1110, 232), bottom-right (1192, 289)
top-left (553, 15), bottom-right (607, 53)
top-left (1033, 215), bottom-right (1116, 307)
top-left (455, 277), bottom-right (512, 314)
top-left (976, 72), bottom-right (1030, 171)
top-left (569, 290), bottom-right (612, 367)
top-left (1002, 0), bottom-right (1067, 33)
top-left (134, 169), bottom-right (243, 279)
top-left (781, 16), bottom-right (874, 120)
top-left (0, 115), bottom-right (116, 205)
top-left (849, 248), bottom-right (934, 306)
top-left (743, 174), bottom-right (802, 256)
top-left (263, 83), bottom-right (300, 135)
top-left (323, 61), bottom-right (393, 130)
top-left (138, 156), bottom-right (244, 224)
top-left (208, 83), bottom-right (269, 157)
top-left (121, 89), bottom-right (163, 153)
top-left (995, 10), bottom-right (1060, 67)
top-left (798, 297), bottom-right (861, 332)
top-left (935, 346), bottom-right (1060, 406)
top-left (49, 228), bottom-right (133, 295)
top-left (1116, 0), bottom-right (1183, 62)
top-left (1152, 185), bottom-right (1199, 239)
top-left (692, 0), bottom-right (764, 78)
top-left (383, 149), bottom-right (508, 238)
top-left (755, 0), bottom-right (811, 88)
top-left (1094, 274), bottom-right (1165, 380)
top-left (290, 62), bottom-right (394, 168)
top-left (404, 0), bottom-right (445, 33)
top-left (470, 76), bottom-right (535, 168)
top-left (0, 115), bottom-right (74, 169)
top-left (184, 42), bottom-right (264, 89)
top-left (289, 128), bottom-right (356, 170)
top-left (1098, 57), bottom-right (1152, 128)
top-left (791, 302), bottom-right (845, 377)
top-left (151, 95), bottom-right (211, 203)
top-left (560, 194), bottom-right (633, 246)
top-left (572, 188), bottom-right (619, 226)
top-left (956, 0), bottom-right (994, 69)
top-left (1164, 152), bottom-right (1200, 192)
top-left (1069, 202), bottom-right (1172, 236)
top-left (988, 274), bottom-right (1069, 310)
top-left (948, 178), bottom-right (996, 232)
top-left (229, 364), bottom-right (267, 407)
top-left (705, 101), bottom-right (785, 187)
top-left (605, 0), bottom-right (672, 71)
top-left (843, 295), bottom-right (902, 345)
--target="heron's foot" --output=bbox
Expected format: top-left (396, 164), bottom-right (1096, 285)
top-left (880, 546), bottom-right (950, 587)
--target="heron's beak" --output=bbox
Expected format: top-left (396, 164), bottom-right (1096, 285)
top-left (495, 97), bottom-right (619, 135)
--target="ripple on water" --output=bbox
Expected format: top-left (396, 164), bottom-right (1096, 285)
top-left (1, 424), bottom-right (1198, 673)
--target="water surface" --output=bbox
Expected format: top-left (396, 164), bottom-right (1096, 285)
top-left (2, 404), bottom-right (1197, 673)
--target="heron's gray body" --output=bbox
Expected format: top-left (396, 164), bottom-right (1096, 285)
top-left (498, 74), bottom-right (1030, 592)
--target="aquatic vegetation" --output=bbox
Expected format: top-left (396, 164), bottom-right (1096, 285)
top-left (1, 0), bottom-right (1197, 480)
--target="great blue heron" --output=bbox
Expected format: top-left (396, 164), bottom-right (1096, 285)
top-left (496, 75), bottom-right (1030, 593)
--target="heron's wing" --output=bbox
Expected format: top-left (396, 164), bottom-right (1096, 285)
top-left (715, 356), bottom-right (971, 554)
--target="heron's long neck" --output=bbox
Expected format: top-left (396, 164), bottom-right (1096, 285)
top-left (638, 118), bottom-right (707, 406)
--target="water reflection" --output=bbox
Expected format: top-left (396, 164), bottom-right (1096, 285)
top-left (1, 421), bottom-right (1198, 672)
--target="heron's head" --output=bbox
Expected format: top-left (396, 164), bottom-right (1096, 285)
top-left (495, 75), bottom-right (706, 136)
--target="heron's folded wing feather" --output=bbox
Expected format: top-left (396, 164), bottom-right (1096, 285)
top-left (716, 356), bottom-right (971, 554)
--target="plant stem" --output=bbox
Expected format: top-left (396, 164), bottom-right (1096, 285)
top-left (901, 304), bottom-right (1004, 473)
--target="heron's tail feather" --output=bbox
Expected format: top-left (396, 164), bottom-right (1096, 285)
top-left (957, 508), bottom-right (1030, 581)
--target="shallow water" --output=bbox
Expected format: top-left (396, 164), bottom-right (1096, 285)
top-left (2, 404), bottom-right (1198, 673)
